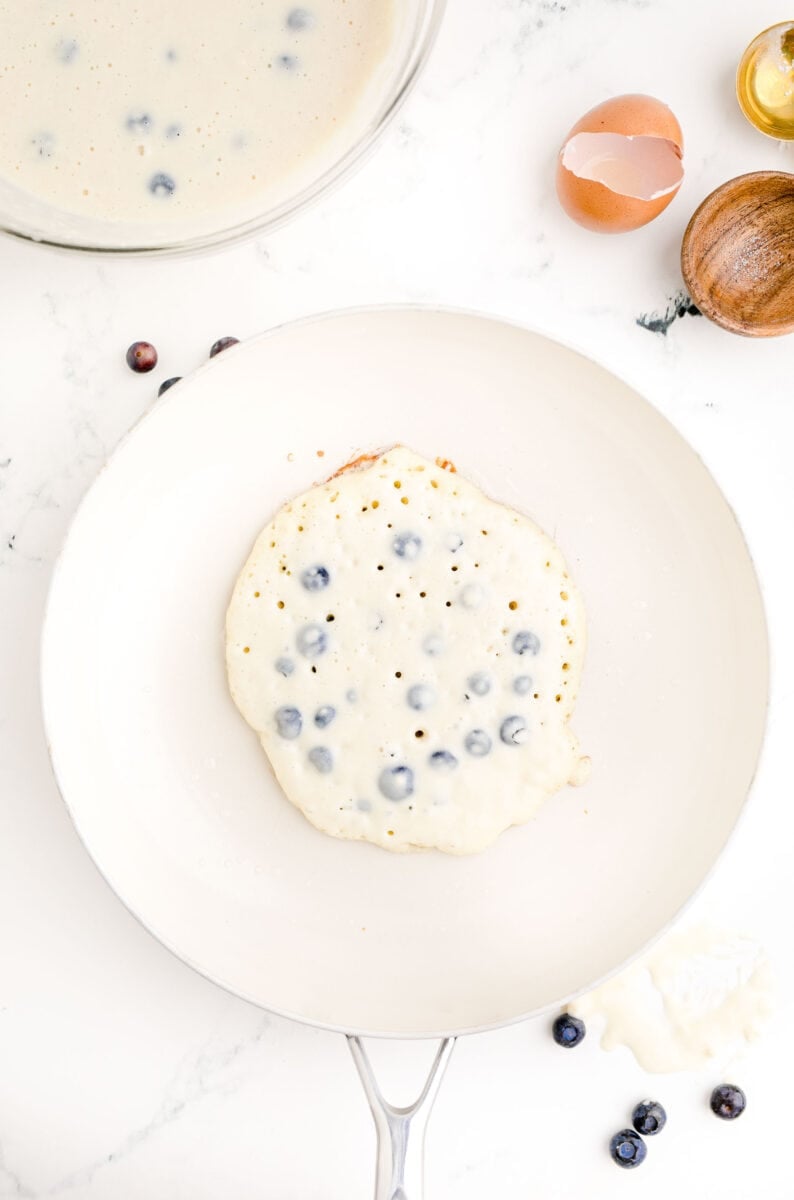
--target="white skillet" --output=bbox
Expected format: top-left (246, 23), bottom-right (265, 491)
top-left (41, 308), bottom-right (768, 1197)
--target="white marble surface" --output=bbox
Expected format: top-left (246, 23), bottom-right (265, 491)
top-left (2, 0), bottom-right (794, 1195)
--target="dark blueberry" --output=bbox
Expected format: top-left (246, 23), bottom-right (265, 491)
top-left (300, 564), bottom-right (330, 591)
top-left (464, 729), bottom-right (491, 757)
top-left (126, 112), bottom-right (153, 133)
top-left (126, 341), bottom-right (158, 373)
top-left (512, 630), bottom-right (541, 656)
top-left (710, 1085), bottom-right (746, 1120)
top-left (314, 704), bottom-right (336, 728)
top-left (632, 1100), bottom-right (667, 1136)
top-left (407, 683), bottom-right (435, 710)
top-left (209, 336), bottom-right (239, 357)
top-left (609, 1130), bottom-right (646, 1169)
top-left (513, 675), bottom-right (532, 695)
top-left (296, 623), bottom-right (327, 658)
top-left (500, 715), bottom-right (527, 746)
top-left (378, 764), bottom-right (414, 801)
top-left (551, 1012), bottom-right (585, 1048)
top-left (308, 746), bottom-right (333, 773)
top-left (32, 132), bottom-right (55, 159)
top-left (422, 634), bottom-right (444, 657)
top-left (467, 671), bottom-right (491, 697)
top-left (149, 172), bottom-right (176, 198)
top-left (286, 7), bottom-right (315, 30)
top-left (275, 656), bottom-right (295, 677)
top-left (429, 749), bottom-right (458, 770)
top-left (158, 376), bottom-right (181, 397)
top-left (56, 38), bottom-right (79, 63)
top-left (165, 123), bottom-right (183, 139)
top-left (274, 705), bottom-right (302, 739)
top-left (276, 53), bottom-right (299, 70)
top-left (393, 532), bottom-right (422, 561)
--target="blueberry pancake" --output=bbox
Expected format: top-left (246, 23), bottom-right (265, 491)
top-left (226, 447), bottom-right (588, 854)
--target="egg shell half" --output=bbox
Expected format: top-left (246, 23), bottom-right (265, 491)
top-left (556, 94), bottom-right (684, 234)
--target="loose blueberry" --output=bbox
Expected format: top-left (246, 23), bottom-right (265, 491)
top-left (286, 6), bottom-right (314, 30)
top-left (209, 336), bottom-right (239, 357)
top-left (275, 657), bottom-right (295, 677)
top-left (464, 729), bottom-right (491, 757)
top-left (500, 715), bottom-right (527, 746)
top-left (467, 671), bottom-right (491, 697)
top-left (149, 172), bottom-right (176, 197)
top-left (513, 630), bottom-right (541, 656)
top-left (422, 634), bottom-right (444, 657)
top-left (513, 675), bottom-right (533, 695)
top-left (158, 376), bottom-right (181, 397)
top-left (126, 112), bottom-right (153, 133)
top-left (429, 749), bottom-right (458, 769)
top-left (296, 624), bottom-right (327, 658)
top-left (407, 683), bottom-right (435, 711)
top-left (274, 705), bottom-right (302, 739)
top-left (126, 341), bottom-right (158, 373)
top-left (710, 1085), bottom-right (746, 1120)
top-left (277, 53), bottom-right (299, 70)
top-left (378, 765), bottom-right (414, 802)
top-left (632, 1100), bottom-right (667, 1136)
top-left (300, 564), bottom-right (330, 591)
top-left (308, 746), bottom-right (333, 774)
top-left (393, 532), bottom-right (422, 561)
top-left (551, 1013), bottom-right (586, 1048)
top-left (609, 1130), bottom-right (646, 1169)
top-left (314, 705), bottom-right (336, 728)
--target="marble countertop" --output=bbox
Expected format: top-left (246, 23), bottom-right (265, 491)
top-left (2, 0), bottom-right (794, 1196)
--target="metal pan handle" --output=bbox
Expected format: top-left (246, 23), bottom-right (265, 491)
top-left (348, 1035), bottom-right (456, 1200)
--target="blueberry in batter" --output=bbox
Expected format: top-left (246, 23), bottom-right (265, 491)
top-left (393, 532), bottom-right (422, 561)
top-left (149, 172), bottom-right (176, 197)
top-left (308, 746), bottom-right (333, 773)
top-left (301, 564), bottom-right (331, 591)
top-left (513, 630), bottom-right (541, 656)
top-left (500, 715), bottom-right (527, 746)
top-left (378, 765), bottom-right (415, 801)
top-left (464, 729), bottom-right (492, 757)
top-left (296, 624), bottom-right (328, 657)
top-left (407, 684), bottom-right (435, 710)
top-left (275, 706), bottom-right (302, 739)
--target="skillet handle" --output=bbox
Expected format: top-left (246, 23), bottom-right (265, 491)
top-left (348, 1035), bottom-right (456, 1200)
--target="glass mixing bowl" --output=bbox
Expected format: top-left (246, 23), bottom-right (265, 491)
top-left (0, 0), bottom-right (444, 256)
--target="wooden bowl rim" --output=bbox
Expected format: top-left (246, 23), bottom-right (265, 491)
top-left (681, 170), bottom-right (794, 337)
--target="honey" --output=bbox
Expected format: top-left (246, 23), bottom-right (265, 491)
top-left (737, 21), bottom-right (794, 139)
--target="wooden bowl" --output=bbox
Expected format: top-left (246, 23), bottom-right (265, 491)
top-left (681, 171), bottom-right (794, 337)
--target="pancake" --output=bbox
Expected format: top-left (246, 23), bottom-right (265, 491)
top-left (226, 446), bottom-right (588, 854)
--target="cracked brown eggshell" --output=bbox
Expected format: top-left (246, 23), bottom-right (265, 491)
top-left (556, 94), bottom-right (684, 234)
